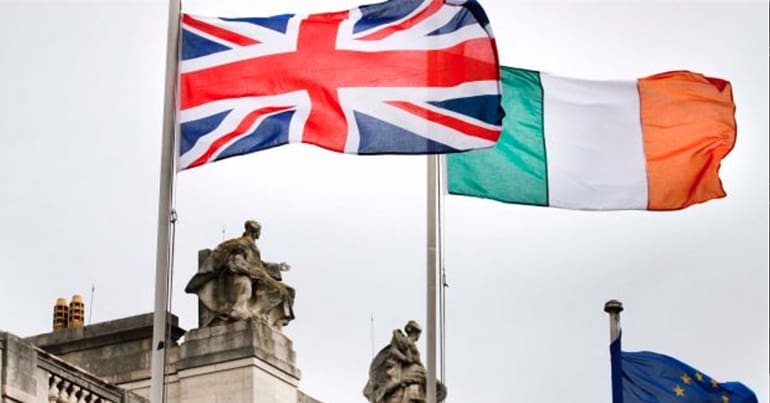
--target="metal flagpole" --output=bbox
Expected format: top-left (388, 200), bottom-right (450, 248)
top-left (605, 299), bottom-right (624, 403)
top-left (438, 156), bottom-right (447, 386)
top-left (426, 155), bottom-right (442, 403)
top-left (604, 299), bottom-right (623, 342)
top-left (150, 0), bottom-right (181, 402)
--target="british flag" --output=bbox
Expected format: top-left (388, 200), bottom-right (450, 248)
top-left (178, 0), bottom-right (503, 170)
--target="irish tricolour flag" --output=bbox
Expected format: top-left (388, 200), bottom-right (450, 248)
top-left (448, 66), bottom-right (736, 211)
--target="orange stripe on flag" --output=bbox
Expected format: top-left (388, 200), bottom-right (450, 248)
top-left (638, 71), bottom-right (736, 210)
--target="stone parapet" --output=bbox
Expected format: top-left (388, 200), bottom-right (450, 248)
top-left (26, 312), bottom-right (185, 385)
top-left (1, 331), bottom-right (147, 403)
top-left (18, 312), bottom-right (318, 403)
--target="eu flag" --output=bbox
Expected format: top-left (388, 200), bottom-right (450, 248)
top-left (610, 333), bottom-right (757, 403)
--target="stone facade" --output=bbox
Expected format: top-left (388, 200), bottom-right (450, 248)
top-left (12, 313), bottom-right (321, 403)
top-left (297, 391), bottom-right (323, 403)
top-left (1, 332), bottom-right (39, 402)
top-left (1, 331), bottom-right (147, 403)
top-left (26, 313), bottom-right (184, 387)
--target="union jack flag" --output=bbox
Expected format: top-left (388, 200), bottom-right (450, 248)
top-left (178, 0), bottom-right (503, 170)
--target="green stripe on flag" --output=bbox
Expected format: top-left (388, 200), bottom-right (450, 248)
top-left (448, 66), bottom-right (548, 206)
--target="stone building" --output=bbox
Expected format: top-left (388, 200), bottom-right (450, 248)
top-left (2, 312), bottom-right (321, 403)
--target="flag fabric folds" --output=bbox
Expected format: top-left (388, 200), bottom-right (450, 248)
top-left (610, 333), bottom-right (757, 403)
top-left (447, 66), bottom-right (736, 210)
top-left (178, 0), bottom-right (503, 170)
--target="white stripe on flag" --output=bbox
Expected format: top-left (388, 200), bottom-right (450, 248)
top-left (541, 74), bottom-right (649, 210)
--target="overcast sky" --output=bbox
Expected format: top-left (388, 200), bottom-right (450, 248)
top-left (0, 1), bottom-right (767, 403)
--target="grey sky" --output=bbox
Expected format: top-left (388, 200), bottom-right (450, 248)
top-left (0, 1), bottom-right (767, 403)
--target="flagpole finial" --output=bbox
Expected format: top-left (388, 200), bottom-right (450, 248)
top-left (604, 300), bottom-right (623, 342)
top-left (604, 299), bottom-right (624, 315)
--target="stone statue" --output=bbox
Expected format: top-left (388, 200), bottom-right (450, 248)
top-left (185, 220), bottom-right (295, 328)
top-left (363, 321), bottom-right (447, 403)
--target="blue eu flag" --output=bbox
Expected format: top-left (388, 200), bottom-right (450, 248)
top-left (610, 333), bottom-right (757, 403)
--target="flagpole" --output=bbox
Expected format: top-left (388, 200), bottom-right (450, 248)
top-left (605, 299), bottom-right (624, 403)
top-left (426, 155), bottom-right (441, 403)
top-left (150, 1), bottom-right (181, 402)
top-left (604, 299), bottom-right (623, 342)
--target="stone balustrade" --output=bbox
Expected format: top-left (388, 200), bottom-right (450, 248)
top-left (46, 374), bottom-right (110, 403)
top-left (1, 331), bottom-right (146, 403)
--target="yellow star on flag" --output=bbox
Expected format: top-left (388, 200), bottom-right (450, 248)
top-left (674, 385), bottom-right (685, 397)
top-left (695, 372), bottom-right (704, 382)
top-left (722, 395), bottom-right (730, 403)
top-left (711, 378), bottom-right (720, 388)
top-left (681, 374), bottom-right (692, 384)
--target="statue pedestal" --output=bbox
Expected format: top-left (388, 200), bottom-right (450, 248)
top-left (176, 320), bottom-right (301, 403)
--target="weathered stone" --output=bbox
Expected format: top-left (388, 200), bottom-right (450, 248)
top-left (2, 330), bottom-right (147, 403)
top-left (177, 319), bottom-right (299, 379)
top-left (26, 313), bottom-right (184, 385)
top-left (297, 391), bottom-right (324, 403)
top-left (1, 332), bottom-right (38, 402)
top-left (186, 220), bottom-right (296, 329)
top-left (363, 321), bottom-right (447, 403)
top-left (175, 320), bottom-right (301, 403)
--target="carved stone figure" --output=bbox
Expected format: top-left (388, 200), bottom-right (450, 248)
top-left (185, 220), bottom-right (295, 328)
top-left (363, 321), bottom-right (447, 403)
